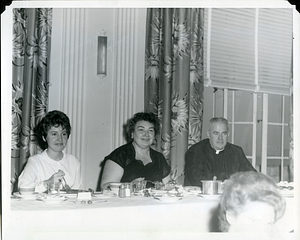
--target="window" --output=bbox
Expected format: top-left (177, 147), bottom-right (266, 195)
top-left (203, 8), bottom-right (293, 182)
top-left (204, 8), bottom-right (293, 95)
top-left (212, 89), bottom-right (292, 182)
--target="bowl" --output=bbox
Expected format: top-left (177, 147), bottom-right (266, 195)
top-left (19, 187), bottom-right (35, 195)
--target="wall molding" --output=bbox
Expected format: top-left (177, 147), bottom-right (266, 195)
top-left (60, 8), bottom-right (86, 174)
top-left (111, 8), bottom-right (140, 149)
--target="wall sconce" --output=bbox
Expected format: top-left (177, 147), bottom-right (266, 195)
top-left (97, 34), bottom-right (107, 78)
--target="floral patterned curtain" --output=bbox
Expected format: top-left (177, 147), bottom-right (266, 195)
top-left (11, 8), bottom-right (52, 191)
top-left (144, 8), bottom-right (204, 184)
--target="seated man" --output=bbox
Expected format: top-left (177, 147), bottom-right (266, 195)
top-left (184, 117), bottom-right (256, 187)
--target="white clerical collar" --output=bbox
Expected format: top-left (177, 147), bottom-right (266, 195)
top-left (209, 143), bottom-right (224, 154)
top-left (215, 149), bottom-right (224, 154)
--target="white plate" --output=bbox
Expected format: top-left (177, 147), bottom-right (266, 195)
top-left (13, 192), bottom-right (39, 200)
top-left (184, 186), bottom-right (201, 191)
top-left (60, 193), bottom-right (78, 198)
top-left (184, 186), bottom-right (202, 195)
top-left (153, 194), bottom-right (183, 203)
top-left (38, 196), bottom-right (67, 204)
top-left (151, 189), bottom-right (168, 195)
top-left (280, 192), bottom-right (294, 197)
top-left (198, 194), bottom-right (221, 200)
top-left (92, 191), bottom-right (116, 198)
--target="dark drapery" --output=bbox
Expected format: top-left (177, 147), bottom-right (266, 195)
top-left (144, 8), bottom-right (204, 184)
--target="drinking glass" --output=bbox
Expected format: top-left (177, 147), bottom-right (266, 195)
top-left (47, 181), bottom-right (62, 195)
top-left (134, 179), bottom-right (146, 191)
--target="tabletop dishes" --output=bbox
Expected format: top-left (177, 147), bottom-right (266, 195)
top-left (59, 192), bottom-right (78, 198)
top-left (109, 182), bottom-right (122, 195)
top-left (12, 183), bottom-right (222, 205)
top-left (201, 180), bottom-right (222, 195)
top-left (37, 195), bottom-right (68, 204)
top-left (184, 186), bottom-right (202, 195)
top-left (153, 193), bottom-right (183, 203)
top-left (92, 191), bottom-right (117, 198)
top-left (55, 189), bottom-right (88, 198)
top-left (19, 187), bottom-right (35, 195)
top-left (279, 192), bottom-right (294, 198)
top-left (198, 194), bottom-right (221, 200)
top-left (131, 178), bottom-right (147, 192)
top-left (200, 180), bottom-right (221, 199)
top-left (13, 192), bottom-right (39, 200)
top-left (150, 189), bottom-right (168, 195)
top-left (277, 181), bottom-right (294, 197)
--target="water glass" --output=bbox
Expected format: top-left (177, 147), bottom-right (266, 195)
top-left (134, 179), bottom-right (146, 192)
top-left (47, 181), bottom-right (62, 195)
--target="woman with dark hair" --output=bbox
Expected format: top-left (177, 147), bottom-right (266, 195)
top-left (218, 171), bottom-right (286, 233)
top-left (18, 110), bottom-right (83, 193)
top-left (100, 112), bottom-right (171, 190)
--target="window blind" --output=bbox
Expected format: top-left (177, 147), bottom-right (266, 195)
top-left (204, 8), bottom-right (293, 96)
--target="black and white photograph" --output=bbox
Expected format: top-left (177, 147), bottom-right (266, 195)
top-left (1, 0), bottom-right (299, 240)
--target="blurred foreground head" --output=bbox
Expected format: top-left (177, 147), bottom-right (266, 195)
top-left (219, 171), bottom-right (286, 232)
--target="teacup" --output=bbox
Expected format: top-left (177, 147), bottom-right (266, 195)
top-left (19, 187), bottom-right (35, 195)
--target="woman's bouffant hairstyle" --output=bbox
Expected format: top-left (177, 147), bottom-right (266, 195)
top-left (125, 112), bottom-right (160, 142)
top-left (34, 110), bottom-right (71, 150)
top-left (218, 171), bottom-right (286, 232)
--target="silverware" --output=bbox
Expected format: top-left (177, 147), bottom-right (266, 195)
top-left (62, 177), bottom-right (72, 193)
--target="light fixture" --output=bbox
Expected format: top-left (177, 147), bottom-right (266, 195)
top-left (97, 32), bottom-right (107, 78)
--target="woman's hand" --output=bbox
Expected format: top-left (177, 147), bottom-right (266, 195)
top-left (43, 170), bottom-right (65, 188)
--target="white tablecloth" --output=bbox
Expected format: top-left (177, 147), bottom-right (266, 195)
top-left (3, 193), bottom-right (296, 240)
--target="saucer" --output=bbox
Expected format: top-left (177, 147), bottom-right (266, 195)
top-left (198, 194), bottom-right (221, 200)
top-left (37, 196), bottom-right (67, 204)
top-left (92, 191), bottom-right (116, 198)
top-left (13, 192), bottom-right (39, 200)
top-left (184, 186), bottom-right (202, 195)
top-left (151, 189), bottom-right (168, 195)
top-left (280, 192), bottom-right (294, 197)
top-left (60, 193), bottom-right (78, 198)
top-left (153, 194), bottom-right (183, 203)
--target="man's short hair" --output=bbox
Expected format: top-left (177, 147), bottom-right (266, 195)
top-left (208, 117), bottom-right (229, 131)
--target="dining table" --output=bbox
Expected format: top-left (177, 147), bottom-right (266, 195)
top-left (3, 188), bottom-right (296, 240)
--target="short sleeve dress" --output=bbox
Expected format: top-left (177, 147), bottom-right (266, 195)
top-left (103, 142), bottom-right (171, 183)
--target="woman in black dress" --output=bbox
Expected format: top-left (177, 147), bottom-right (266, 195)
top-left (100, 112), bottom-right (171, 190)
